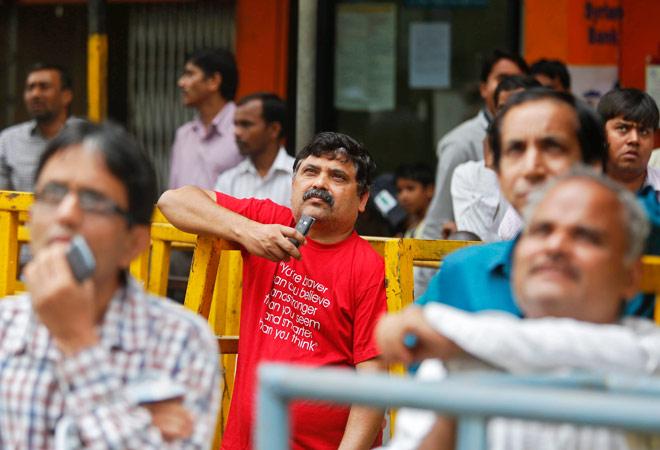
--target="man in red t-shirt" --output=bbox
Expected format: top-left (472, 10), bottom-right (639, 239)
top-left (159, 131), bottom-right (387, 450)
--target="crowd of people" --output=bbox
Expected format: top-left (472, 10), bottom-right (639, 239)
top-left (0, 45), bottom-right (659, 450)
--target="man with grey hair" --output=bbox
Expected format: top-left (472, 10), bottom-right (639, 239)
top-left (377, 168), bottom-right (660, 449)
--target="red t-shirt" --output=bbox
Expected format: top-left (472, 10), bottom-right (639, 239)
top-left (216, 193), bottom-right (387, 450)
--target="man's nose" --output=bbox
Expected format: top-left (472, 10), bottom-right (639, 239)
top-left (522, 147), bottom-right (548, 182)
top-left (627, 127), bottom-right (640, 143)
top-left (55, 193), bottom-right (84, 228)
top-left (311, 172), bottom-right (330, 189)
top-left (543, 230), bottom-right (570, 255)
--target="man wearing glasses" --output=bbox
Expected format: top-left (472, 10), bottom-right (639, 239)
top-left (0, 122), bottom-right (220, 449)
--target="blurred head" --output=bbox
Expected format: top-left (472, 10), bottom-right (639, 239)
top-left (24, 63), bottom-right (73, 124)
top-left (493, 75), bottom-right (542, 111)
top-left (479, 50), bottom-right (529, 114)
top-left (394, 163), bottom-right (434, 217)
top-left (178, 48), bottom-right (238, 106)
top-left (31, 122), bottom-right (157, 284)
top-left (513, 168), bottom-right (648, 323)
top-left (598, 88), bottom-right (659, 183)
top-left (234, 92), bottom-right (286, 157)
top-left (291, 132), bottom-right (375, 228)
top-left (489, 88), bottom-right (606, 212)
top-left (529, 59), bottom-right (571, 92)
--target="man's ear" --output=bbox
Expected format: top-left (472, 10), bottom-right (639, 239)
top-left (119, 225), bottom-right (151, 269)
top-left (479, 81), bottom-right (488, 101)
top-left (62, 89), bottom-right (73, 109)
top-left (622, 259), bottom-right (643, 301)
top-left (268, 122), bottom-right (282, 141)
top-left (358, 191), bottom-right (369, 213)
top-left (208, 72), bottom-right (222, 93)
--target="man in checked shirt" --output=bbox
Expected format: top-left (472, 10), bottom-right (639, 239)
top-left (0, 121), bottom-right (220, 449)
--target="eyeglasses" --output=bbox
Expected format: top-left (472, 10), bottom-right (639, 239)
top-left (34, 182), bottom-right (131, 222)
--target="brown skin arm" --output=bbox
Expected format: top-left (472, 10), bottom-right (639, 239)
top-left (337, 358), bottom-right (387, 450)
top-left (418, 417), bottom-right (456, 450)
top-left (158, 185), bottom-right (306, 262)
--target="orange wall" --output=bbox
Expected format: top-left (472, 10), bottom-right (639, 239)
top-left (619, 0), bottom-right (660, 89)
top-left (526, 0), bottom-right (660, 90)
top-left (525, 0), bottom-right (620, 65)
top-left (235, 0), bottom-right (290, 99)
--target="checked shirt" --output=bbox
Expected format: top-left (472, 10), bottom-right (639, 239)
top-left (0, 277), bottom-right (220, 449)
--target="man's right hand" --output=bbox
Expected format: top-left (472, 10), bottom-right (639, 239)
top-left (143, 400), bottom-right (194, 442)
top-left (375, 306), bottom-right (462, 365)
top-left (240, 221), bottom-right (306, 262)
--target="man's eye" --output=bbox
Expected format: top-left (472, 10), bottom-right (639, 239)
top-left (640, 128), bottom-right (652, 137)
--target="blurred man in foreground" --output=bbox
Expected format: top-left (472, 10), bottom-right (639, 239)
top-left (379, 170), bottom-right (659, 449)
top-left (0, 122), bottom-right (220, 449)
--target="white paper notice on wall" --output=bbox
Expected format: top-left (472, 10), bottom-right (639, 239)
top-left (409, 22), bottom-right (451, 89)
top-left (335, 3), bottom-right (396, 112)
top-left (646, 65), bottom-right (660, 109)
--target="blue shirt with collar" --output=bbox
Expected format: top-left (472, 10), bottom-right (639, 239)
top-left (416, 238), bottom-right (653, 318)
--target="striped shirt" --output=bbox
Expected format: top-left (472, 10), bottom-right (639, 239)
top-left (0, 117), bottom-right (85, 192)
top-left (214, 147), bottom-right (295, 207)
top-left (0, 277), bottom-right (220, 449)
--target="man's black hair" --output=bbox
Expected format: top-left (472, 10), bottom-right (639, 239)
top-left (597, 88), bottom-right (659, 131)
top-left (480, 49), bottom-right (529, 83)
top-left (530, 58), bottom-right (571, 90)
top-left (488, 88), bottom-right (606, 170)
top-left (35, 121), bottom-right (158, 226)
top-left (237, 92), bottom-right (287, 138)
top-left (493, 75), bottom-right (542, 109)
top-left (294, 132), bottom-right (375, 197)
top-left (27, 62), bottom-right (73, 91)
top-left (185, 48), bottom-right (238, 101)
top-left (394, 163), bottom-right (434, 187)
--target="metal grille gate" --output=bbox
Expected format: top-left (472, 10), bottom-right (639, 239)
top-left (127, 1), bottom-right (235, 192)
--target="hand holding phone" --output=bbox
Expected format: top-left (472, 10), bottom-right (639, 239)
top-left (66, 235), bottom-right (96, 282)
top-left (288, 215), bottom-right (316, 247)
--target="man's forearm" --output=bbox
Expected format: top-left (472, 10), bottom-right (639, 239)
top-left (158, 185), bottom-right (250, 241)
top-left (338, 404), bottom-right (384, 450)
top-left (338, 358), bottom-right (386, 450)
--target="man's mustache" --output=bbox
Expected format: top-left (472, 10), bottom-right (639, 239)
top-left (303, 188), bottom-right (335, 207)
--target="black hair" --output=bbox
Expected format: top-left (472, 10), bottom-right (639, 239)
top-left (489, 88), bottom-right (606, 170)
top-left (35, 121), bottom-right (158, 226)
top-left (480, 49), bottom-right (529, 83)
top-left (530, 58), bottom-right (571, 90)
top-left (237, 92), bottom-right (287, 138)
top-left (493, 75), bottom-right (542, 109)
top-left (394, 163), bottom-right (434, 187)
top-left (185, 48), bottom-right (238, 101)
top-left (597, 88), bottom-right (659, 131)
top-left (294, 132), bottom-right (375, 197)
top-left (27, 62), bottom-right (73, 91)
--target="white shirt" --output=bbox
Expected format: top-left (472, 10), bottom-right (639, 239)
top-left (384, 304), bottom-right (660, 450)
top-left (451, 160), bottom-right (506, 242)
top-left (214, 147), bottom-right (295, 207)
top-left (497, 206), bottom-right (524, 240)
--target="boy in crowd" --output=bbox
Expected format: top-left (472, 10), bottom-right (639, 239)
top-left (394, 163), bottom-right (434, 238)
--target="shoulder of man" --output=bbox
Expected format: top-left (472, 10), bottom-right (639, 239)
top-left (440, 241), bottom-right (511, 275)
top-left (436, 111), bottom-right (487, 151)
top-left (0, 294), bottom-right (32, 354)
top-left (0, 121), bottom-right (33, 140)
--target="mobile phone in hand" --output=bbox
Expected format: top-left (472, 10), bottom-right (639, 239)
top-left (66, 235), bottom-right (96, 282)
top-left (288, 215), bottom-right (316, 247)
